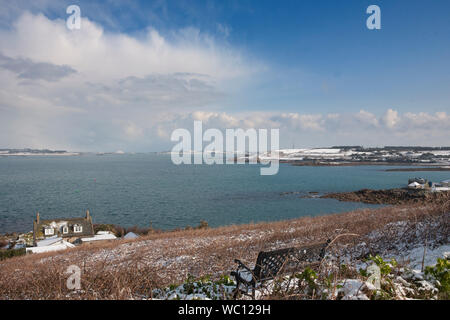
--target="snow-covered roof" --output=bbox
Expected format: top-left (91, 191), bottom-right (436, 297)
top-left (81, 232), bottom-right (117, 242)
top-left (36, 236), bottom-right (62, 247)
top-left (27, 241), bottom-right (75, 254)
top-left (124, 232), bottom-right (139, 239)
top-left (96, 231), bottom-right (114, 235)
top-left (408, 182), bottom-right (421, 187)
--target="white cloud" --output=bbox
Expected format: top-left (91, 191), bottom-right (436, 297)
top-left (0, 12), bottom-right (256, 82)
top-left (155, 109), bottom-right (450, 149)
top-left (0, 12), bottom-right (261, 150)
top-left (272, 113), bottom-right (325, 132)
top-left (355, 110), bottom-right (379, 127)
top-left (403, 111), bottom-right (449, 129)
top-left (0, 53), bottom-right (77, 81)
top-left (122, 121), bottom-right (144, 140)
top-left (0, 12), bottom-right (449, 151)
top-left (382, 109), bottom-right (400, 129)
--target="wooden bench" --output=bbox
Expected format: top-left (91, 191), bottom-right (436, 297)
top-left (230, 240), bottom-right (330, 299)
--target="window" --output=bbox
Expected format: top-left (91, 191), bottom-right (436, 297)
top-left (62, 226), bottom-right (69, 234)
top-left (44, 227), bottom-right (54, 236)
top-left (73, 225), bottom-right (83, 233)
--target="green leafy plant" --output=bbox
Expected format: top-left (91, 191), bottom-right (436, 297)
top-left (367, 254), bottom-right (397, 276)
top-left (216, 274), bottom-right (235, 286)
top-left (425, 257), bottom-right (449, 299)
top-left (0, 248), bottom-right (26, 261)
top-left (360, 255), bottom-right (400, 299)
top-left (295, 267), bottom-right (318, 296)
top-left (183, 274), bottom-right (196, 294)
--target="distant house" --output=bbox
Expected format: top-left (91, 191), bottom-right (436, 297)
top-left (408, 177), bottom-right (428, 185)
top-left (407, 177), bottom-right (431, 189)
top-left (33, 210), bottom-right (94, 245)
top-left (433, 179), bottom-right (450, 192)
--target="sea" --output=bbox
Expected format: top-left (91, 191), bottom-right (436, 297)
top-left (1, 154), bottom-right (449, 233)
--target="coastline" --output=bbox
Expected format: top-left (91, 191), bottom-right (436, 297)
top-left (285, 160), bottom-right (450, 168)
top-left (2, 188), bottom-right (448, 238)
top-left (1, 199), bottom-right (448, 299)
top-left (321, 188), bottom-right (450, 205)
top-left (385, 167), bottom-right (450, 172)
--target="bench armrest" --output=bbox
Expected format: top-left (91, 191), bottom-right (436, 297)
top-left (234, 259), bottom-right (252, 272)
top-left (231, 259), bottom-right (257, 286)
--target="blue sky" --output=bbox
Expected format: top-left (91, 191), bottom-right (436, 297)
top-left (0, 0), bottom-right (449, 150)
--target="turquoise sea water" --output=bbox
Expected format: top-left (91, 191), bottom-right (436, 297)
top-left (1, 154), bottom-right (449, 233)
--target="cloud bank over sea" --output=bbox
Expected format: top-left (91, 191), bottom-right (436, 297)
top-left (0, 7), bottom-right (449, 151)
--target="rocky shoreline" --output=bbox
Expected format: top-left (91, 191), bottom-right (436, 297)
top-left (321, 188), bottom-right (450, 205)
top-left (384, 167), bottom-right (450, 172)
top-left (286, 161), bottom-right (438, 167)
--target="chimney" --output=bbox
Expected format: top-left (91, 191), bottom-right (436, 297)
top-left (86, 209), bottom-right (90, 220)
top-left (36, 212), bottom-right (40, 224)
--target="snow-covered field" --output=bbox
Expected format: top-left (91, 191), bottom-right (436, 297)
top-left (256, 147), bottom-right (450, 164)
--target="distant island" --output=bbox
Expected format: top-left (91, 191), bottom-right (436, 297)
top-left (0, 148), bottom-right (79, 156)
top-left (3, 146), bottom-right (450, 168)
top-left (0, 149), bottom-right (130, 157)
top-left (258, 146), bottom-right (450, 167)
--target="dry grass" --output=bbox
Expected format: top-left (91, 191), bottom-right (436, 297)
top-left (0, 201), bottom-right (448, 300)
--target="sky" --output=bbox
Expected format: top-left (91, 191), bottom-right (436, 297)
top-left (0, 0), bottom-right (449, 151)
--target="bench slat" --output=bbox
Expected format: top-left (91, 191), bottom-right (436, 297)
top-left (231, 240), bottom-right (330, 299)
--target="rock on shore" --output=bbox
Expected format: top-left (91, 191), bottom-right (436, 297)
top-left (321, 188), bottom-right (450, 205)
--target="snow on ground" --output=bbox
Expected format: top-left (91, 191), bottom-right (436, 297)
top-left (19, 208), bottom-right (446, 300)
top-left (339, 279), bottom-right (370, 300)
top-left (388, 244), bottom-right (450, 270)
top-left (151, 215), bottom-right (448, 300)
top-left (256, 147), bottom-right (450, 164)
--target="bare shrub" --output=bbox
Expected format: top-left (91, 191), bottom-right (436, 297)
top-left (0, 202), bottom-right (447, 299)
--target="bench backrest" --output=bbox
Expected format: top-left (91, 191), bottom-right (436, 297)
top-left (253, 247), bottom-right (294, 281)
top-left (253, 241), bottom-right (329, 281)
